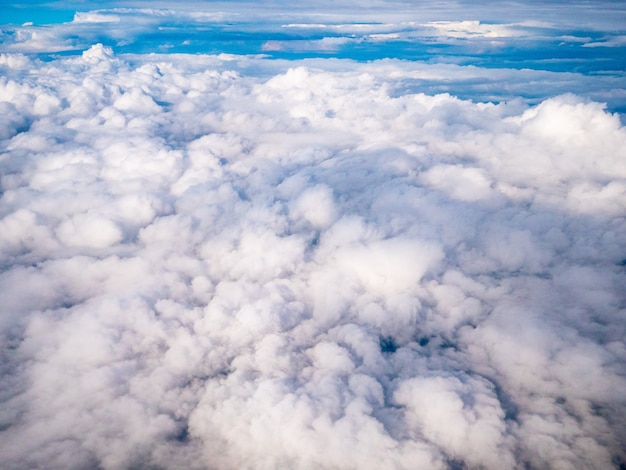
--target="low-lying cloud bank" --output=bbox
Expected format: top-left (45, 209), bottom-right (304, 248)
top-left (1, 45), bottom-right (625, 469)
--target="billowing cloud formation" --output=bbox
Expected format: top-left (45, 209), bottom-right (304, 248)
top-left (1, 44), bottom-right (625, 470)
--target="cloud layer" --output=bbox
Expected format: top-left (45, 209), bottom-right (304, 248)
top-left (1, 43), bottom-right (625, 469)
top-left (3, 3), bottom-right (624, 116)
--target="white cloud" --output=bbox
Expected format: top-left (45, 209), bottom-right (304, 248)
top-left (73, 12), bottom-right (122, 23)
top-left (419, 165), bottom-right (493, 201)
top-left (583, 35), bottom-right (626, 48)
top-left (0, 40), bottom-right (625, 470)
top-left (425, 20), bottom-right (526, 39)
top-left (55, 213), bottom-right (124, 248)
top-left (395, 375), bottom-right (516, 468)
top-left (289, 184), bottom-right (338, 229)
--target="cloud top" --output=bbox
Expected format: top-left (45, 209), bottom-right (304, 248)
top-left (0, 27), bottom-right (625, 470)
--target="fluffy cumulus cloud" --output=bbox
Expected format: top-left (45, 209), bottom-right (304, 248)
top-left (1, 32), bottom-right (625, 470)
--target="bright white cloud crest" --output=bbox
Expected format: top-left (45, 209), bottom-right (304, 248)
top-left (0, 33), bottom-right (625, 470)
